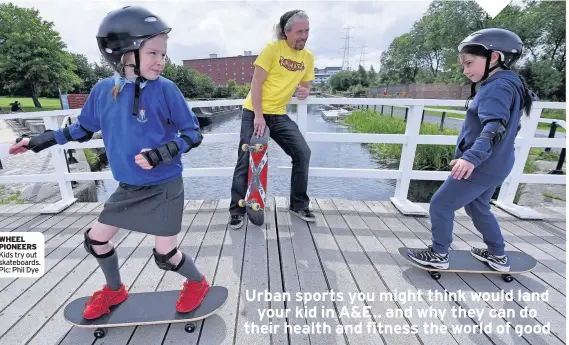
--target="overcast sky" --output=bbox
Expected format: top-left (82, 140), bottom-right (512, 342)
top-left (7, 0), bottom-right (435, 71)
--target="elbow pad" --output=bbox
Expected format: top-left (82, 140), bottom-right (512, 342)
top-left (181, 131), bottom-right (203, 152)
top-left (480, 121), bottom-right (507, 146)
top-left (62, 124), bottom-right (94, 143)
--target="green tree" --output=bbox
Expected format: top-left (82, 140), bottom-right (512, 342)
top-left (0, 3), bottom-right (80, 107)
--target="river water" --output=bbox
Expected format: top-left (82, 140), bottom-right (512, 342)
top-left (95, 108), bottom-right (396, 202)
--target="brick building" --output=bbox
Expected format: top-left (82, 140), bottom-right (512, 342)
top-left (183, 51), bottom-right (258, 85)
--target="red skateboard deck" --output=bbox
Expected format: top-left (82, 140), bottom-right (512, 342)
top-left (239, 128), bottom-right (269, 226)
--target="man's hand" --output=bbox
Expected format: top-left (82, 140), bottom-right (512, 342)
top-left (449, 158), bottom-right (475, 180)
top-left (296, 85), bottom-right (309, 100)
top-left (9, 137), bottom-right (30, 155)
top-left (135, 149), bottom-right (153, 170)
top-left (254, 115), bottom-right (266, 137)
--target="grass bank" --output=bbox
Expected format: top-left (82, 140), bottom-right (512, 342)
top-left (0, 96), bottom-right (62, 112)
top-left (343, 109), bottom-right (459, 202)
top-left (343, 109), bottom-right (562, 203)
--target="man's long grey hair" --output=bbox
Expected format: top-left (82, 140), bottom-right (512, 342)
top-left (273, 10), bottom-right (309, 40)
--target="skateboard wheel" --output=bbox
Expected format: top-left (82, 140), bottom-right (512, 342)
top-left (94, 328), bottom-right (106, 338)
top-left (238, 199), bottom-right (245, 207)
top-left (252, 203), bottom-right (260, 211)
top-left (429, 272), bottom-right (441, 280)
top-left (255, 144), bottom-right (264, 152)
top-left (502, 274), bottom-right (514, 283)
top-left (185, 323), bottom-right (196, 333)
top-left (241, 144), bottom-right (249, 152)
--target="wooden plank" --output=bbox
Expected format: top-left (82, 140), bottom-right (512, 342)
top-left (331, 209), bottom-right (423, 345)
top-left (89, 202), bottom-right (207, 345)
top-left (274, 197), bottom-right (309, 345)
top-left (0, 207), bottom-right (95, 293)
top-left (499, 221), bottom-right (565, 262)
top-left (511, 220), bottom-right (565, 251)
top-left (456, 218), bottom-right (566, 282)
top-left (0, 215), bottom-right (97, 314)
top-left (418, 217), bottom-right (566, 315)
top-left (402, 216), bottom-right (566, 343)
top-left (263, 198), bottom-right (288, 345)
top-left (278, 197), bottom-right (346, 345)
top-left (131, 200), bottom-right (214, 345)
top-left (381, 216), bottom-right (524, 345)
top-left (531, 221), bottom-right (566, 240)
top-left (233, 202), bottom-right (270, 345)
top-left (161, 201), bottom-right (229, 345)
top-left (315, 198), bottom-right (339, 214)
top-left (308, 199), bottom-right (385, 345)
top-left (0, 227), bottom-right (137, 345)
top-left (189, 200), bottom-right (246, 345)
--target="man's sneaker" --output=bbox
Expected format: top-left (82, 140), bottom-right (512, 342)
top-left (230, 215), bottom-right (244, 229)
top-left (83, 283), bottom-right (129, 319)
top-left (407, 246), bottom-right (449, 269)
top-left (470, 247), bottom-right (510, 272)
top-left (176, 275), bottom-right (210, 313)
top-left (289, 209), bottom-right (316, 222)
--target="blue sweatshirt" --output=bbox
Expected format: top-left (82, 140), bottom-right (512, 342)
top-left (54, 76), bottom-right (201, 186)
top-left (455, 70), bottom-right (529, 185)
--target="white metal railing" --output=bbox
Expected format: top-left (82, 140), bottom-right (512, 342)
top-left (0, 97), bottom-right (565, 219)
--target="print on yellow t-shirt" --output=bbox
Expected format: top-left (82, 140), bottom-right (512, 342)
top-left (243, 40), bottom-right (315, 115)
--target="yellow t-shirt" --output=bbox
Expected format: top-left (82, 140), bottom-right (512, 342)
top-left (243, 40), bottom-right (315, 115)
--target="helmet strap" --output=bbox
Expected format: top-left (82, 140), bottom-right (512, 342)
top-left (131, 50), bottom-right (147, 116)
top-left (465, 50), bottom-right (500, 109)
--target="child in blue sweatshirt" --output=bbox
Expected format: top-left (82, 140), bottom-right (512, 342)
top-left (9, 6), bottom-right (212, 319)
top-left (407, 28), bottom-right (537, 272)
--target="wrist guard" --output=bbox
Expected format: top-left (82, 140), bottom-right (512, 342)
top-left (141, 141), bottom-right (179, 168)
top-left (16, 130), bottom-right (57, 153)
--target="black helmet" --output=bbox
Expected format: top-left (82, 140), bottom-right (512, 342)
top-left (458, 28), bottom-right (523, 68)
top-left (459, 28), bottom-right (524, 108)
top-left (97, 6), bottom-right (171, 74)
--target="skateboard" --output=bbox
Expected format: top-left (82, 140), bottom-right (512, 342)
top-left (63, 286), bottom-right (228, 339)
top-left (399, 247), bottom-right (537, 283)
top-left (238, 127), bottom-right (269, 226)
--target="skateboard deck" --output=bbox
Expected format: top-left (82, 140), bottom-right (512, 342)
top-left (64, 285), bottom-right (228, 338)
top-left (239, 127), bottom-right (269, 226)
top-left (399, 247), bottom-right (537, 282)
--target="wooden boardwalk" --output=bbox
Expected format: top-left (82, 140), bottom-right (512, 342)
top-left (0, 198), bottom-right (565, 345)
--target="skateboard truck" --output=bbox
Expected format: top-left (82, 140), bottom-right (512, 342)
top-left (91, 322), bottom-right (197, 338)
top-left (238, 198), bottom-right (262, 211)
top-left (428, 270), bottom-right (514, 283)
top-left (242, 143), bottom-right (264, 153)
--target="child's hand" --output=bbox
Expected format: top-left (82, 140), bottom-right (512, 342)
top-left (450, 158), bottom-right (474, 180)
top-left (135, 149), bottom-right (153, 170)
top-left (9, 137), bottom-right (30, 155)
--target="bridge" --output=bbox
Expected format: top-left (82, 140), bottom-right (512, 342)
top-left (0, 97), bottom-right (565, 345)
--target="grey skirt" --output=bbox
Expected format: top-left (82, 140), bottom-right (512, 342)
top-left (98, 176), bottom-right (184, 236)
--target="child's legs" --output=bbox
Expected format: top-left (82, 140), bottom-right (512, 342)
top-left (154, 235), bottom-right (202, 282)
top-left (463, 185), bottom-right (506, 256)
top-left (85, 221), bottom-right (122, 290)
top-left (429, 177), bottom-right (490, 254)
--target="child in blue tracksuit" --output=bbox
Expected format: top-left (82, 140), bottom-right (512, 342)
top-left (8, 6), bottom-right (212, 319)
top-left (407, 28), bottom-right (537, 272)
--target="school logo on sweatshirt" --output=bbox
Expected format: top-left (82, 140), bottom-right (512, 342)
top-left (279, 56), bottom-right (305, 72)
top-left (137, 106), bottom-right (148, 124)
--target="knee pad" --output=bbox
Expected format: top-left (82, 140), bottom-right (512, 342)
top-left (153, 248), bottom-right (184, 271)
top-left (83, 228), bottom-right (113, 258)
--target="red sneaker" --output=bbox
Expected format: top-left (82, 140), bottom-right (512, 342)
top-left (176, 276), bottom-right (210, 313)
top-left (82, 284), bottom-right (129, 319)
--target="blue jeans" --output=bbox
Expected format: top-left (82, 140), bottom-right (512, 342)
top-left (430, 176), bottom-right (506, 256)
top-left (229, 109), bottom-right (311, 215)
